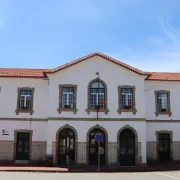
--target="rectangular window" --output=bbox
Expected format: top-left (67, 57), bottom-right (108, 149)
top-left (62, 87), bottom-right (74, 108)
top-left (19, 90), bottom-right (32, 110)
top-left (121, 88), bottom-right (133, 109)
top-left (90, 89), bottom-right (104, 109)
top-left (157, 92), bottom-right (168, 112)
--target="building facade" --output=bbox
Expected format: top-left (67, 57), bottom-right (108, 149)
top-left (0, 52), bottom-right (180, 166)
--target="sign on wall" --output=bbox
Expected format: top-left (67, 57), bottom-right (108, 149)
top-left (2, 129), bottom-right (9, 135)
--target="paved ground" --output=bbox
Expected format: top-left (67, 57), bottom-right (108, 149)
top-left (0, 166), bottom-right (68, 172)
top-left (2, 171), bottom-right (180, 180)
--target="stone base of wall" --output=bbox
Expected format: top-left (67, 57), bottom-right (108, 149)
top-left (147, 141), bottom-right (180, 162)
top-left (0, 140), bottom-right (47, 162)
top-left (0, 141), bottom-right (14, 161)
top-left (52, 142), bottom-right (56, 164)
top-left (108, 142), bottom-right (117, 164)
top-left (31, 141), bottom-right (47, 160)
top-left (138, 142), bottom-right (142, 163)
top-left (77, 142), bottom-right (86, 164)
top-left (173, 141), bottom-right (180, 161)
top-left (2, 140), bottom-right (180, 165)
top-left (52, 141), bottom-right (146, 166)
top-left (147, 142), bottom-right (157, 162)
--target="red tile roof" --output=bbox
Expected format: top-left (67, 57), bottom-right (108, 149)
top-left (0, 52), bottom-right (180, 81)
top-left (145, 72), bottom-right (180, 81)
top-left (0, 68), bottom-right (49, 78)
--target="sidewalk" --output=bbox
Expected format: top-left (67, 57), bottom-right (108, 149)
top-left (0, 166), bottom-right (68, 172)
top-left (0, 163), bottom-right (180, 173)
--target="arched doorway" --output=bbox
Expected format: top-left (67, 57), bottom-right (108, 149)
top-left (58, 128), bottom-right (75, 166)
top-left (88, 128), bottom-right (106, 166)
top-left (119, 128), bottom-right (136, 166)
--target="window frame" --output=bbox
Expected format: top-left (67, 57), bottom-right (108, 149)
top-left (117, 85), bottom-right (137, 114)
top-left (15, 87), bottom-right (35, 115)
top-left (154, 90), bottom-right (172, 117)
top-left (86, 78), bottom-right (109, 114)
top-left (90, 81), bottom-right (105, 109)
top-left (57, 84), bottom-right (77, 114)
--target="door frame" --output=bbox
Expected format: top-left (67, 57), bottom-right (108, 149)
top-left (117, 125), bottom-right (138, 165)
top-left (156, 131), bottom-right (173, 162)
top-left (86, 125), bottom-right (108, 166)
top-left (14, 130), bottom-right (33, 161)
top-left (55, 124), bottom-right (78, 166)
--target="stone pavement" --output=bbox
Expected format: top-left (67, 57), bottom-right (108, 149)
top-left (2, 171), bottom-right (180, 180)
top-left (0, 162), bottom-right (180, 173)
top-left (0, 166), bottom-right (68, 172)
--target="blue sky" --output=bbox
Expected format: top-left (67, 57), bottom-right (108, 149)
top-left (0, 0), bottom-right (180, 72)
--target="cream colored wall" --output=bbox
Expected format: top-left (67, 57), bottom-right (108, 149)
top-left (48, 55), bottom-right (146, 119)
top-left (147, 122), bottom-right (180, 141)
top-left (0, 78), bottom-right (48, 119)
top-left (0, 120), bottom-right (47, 141)
top-left (145, 81), bottom-right (180, 120)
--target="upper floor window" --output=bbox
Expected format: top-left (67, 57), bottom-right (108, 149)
top-left (57, 84), bottom-right (77, 114)
top-left (157, 93), bottom-right (168, 111)
top-left (118, 86), bottom-right (137, 114)
top-left (121, 88), bottom-right (133, 109)
top-left (155, 90), bottom-right (172, 117)
top-left (62, 87), bottom-right (74, 108)
top-left (15, 88), bottom-right (34, 115)
top-left (86, 78), bottom-right (109, 114)
top-left (90, 81), bottom-right (105, 109)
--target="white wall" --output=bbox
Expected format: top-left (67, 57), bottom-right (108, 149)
top-left (47, 120), bottom-right (146, 142)
top-left (145, 81), bottom-right (180, 120)
top-left (0, 120), bottom-right (47, 141)
top-left (0, 78), bottom-right (48, 118)
top-left (147, 122), bottom-right (180, 141)
top-left (48, 56), bottom-right (146, 119)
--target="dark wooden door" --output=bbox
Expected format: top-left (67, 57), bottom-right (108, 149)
top-left (58, 128), bottom-right (75, 166)
top-left (158, 133), bottom-right (171, 162)
top-left (119, 129), bottom-right (135, 166)
top-left (89, 129), bottom-right (105, 166)
top-left (16, 132), bottom-right (30, 160)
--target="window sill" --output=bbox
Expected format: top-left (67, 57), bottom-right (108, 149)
top-left (57, 108), bottom-right (77, 114)
top-left (15, 109), bottom-right (34, 115)
top-left (117, 108), bottom-right (137, 115)
top-left (85, 108), bottom-right (109, 114)
top-left (155, 111), bottom-right (172, 117)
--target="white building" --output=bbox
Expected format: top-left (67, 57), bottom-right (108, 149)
top-left (0, 52), bottom-right (179, 166)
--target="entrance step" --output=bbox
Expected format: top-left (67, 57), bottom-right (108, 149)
top-left (15, 160), bottom-right (29, 164)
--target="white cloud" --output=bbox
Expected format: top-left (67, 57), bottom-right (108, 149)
top-left (109, 20), bottom-right (180, 72)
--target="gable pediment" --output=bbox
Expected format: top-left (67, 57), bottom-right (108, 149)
top-left (46, 52), bottom-right (145, 76)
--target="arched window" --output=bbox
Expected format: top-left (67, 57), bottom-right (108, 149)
top-left (86, 78), bottom-right (109, 114)
top-left (90, 81), bottom-right (105, 109)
